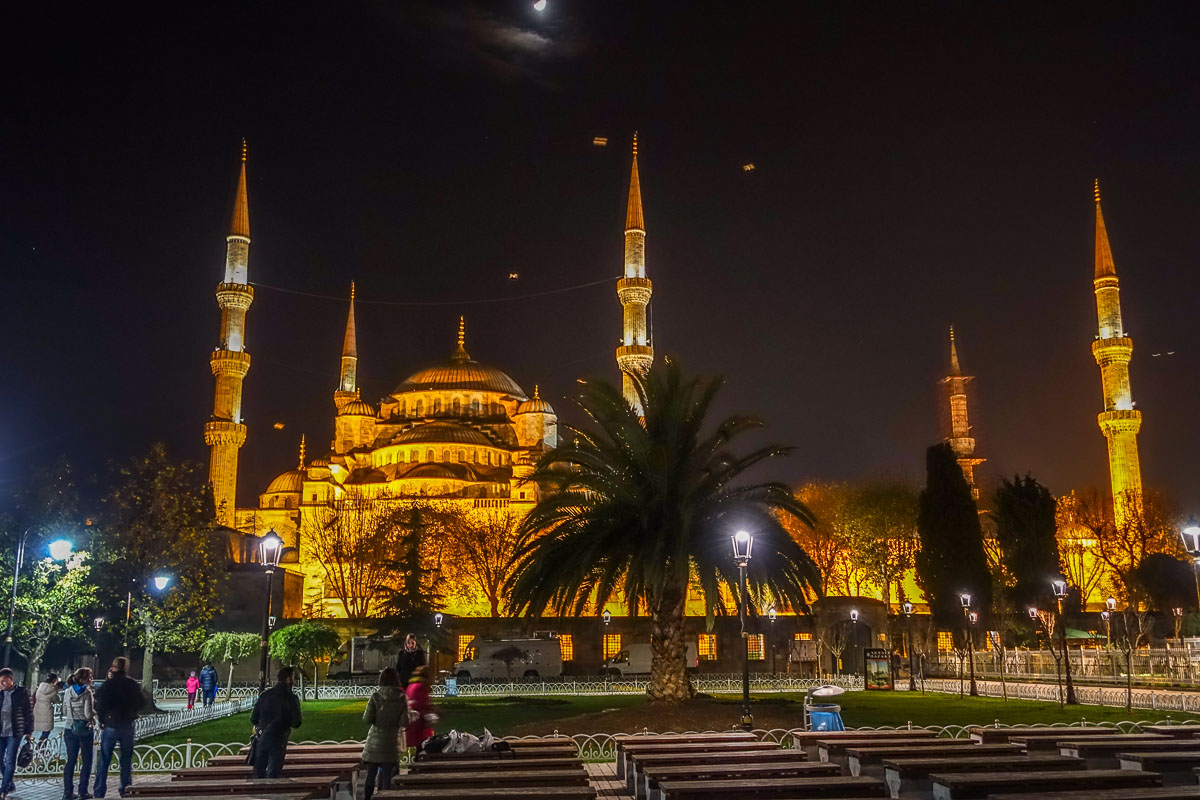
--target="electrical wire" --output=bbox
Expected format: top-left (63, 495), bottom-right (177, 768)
top-left (249, 276), bottom-right (619, 307)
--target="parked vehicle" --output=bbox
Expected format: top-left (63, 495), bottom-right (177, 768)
top-left (601, 642), bottom-right (699, 676)
top-left (453, 637), bottom-right (563, 680)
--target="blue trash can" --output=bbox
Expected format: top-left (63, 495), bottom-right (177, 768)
top-left (444, 677), bottom-right (458, 697)
top-left (807, 703), bottom-right (844, 731)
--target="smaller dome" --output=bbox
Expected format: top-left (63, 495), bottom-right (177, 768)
top-left (395, 422), bottom-right (494, 447)
top-left (309, 455), bottom-right (330, 467)
top-left (339, 398), bottom-right (376, 417)
top-left (516, 385), bottom-right (554, 415)
top-left (265, 469), bottom-right (304, 494)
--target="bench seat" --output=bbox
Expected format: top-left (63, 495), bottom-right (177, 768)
top-left (1118, 752), bottom-right (1200, 784)
top-left (392, 767), bottom-right (589, 787)
top-left (1142, 726), bottom-right (1200, 739)
top-left (408, 755), bottom-right (583, 772)
top-left (209, 754), bottom-right (362, 767)
top-left (128, 795), bottom-right (312, 800)
top-left (376, 787), bottom-right (596, 799)
top-left (1012, 733), bottom-right (1169, 752)
top-left (237, 743), bottom-right (363, 755)
top-left (630, 749), bottom-right (808, 798)
top-left (613, 731), bottom-right (756, 777)
top-left (1059, 737), bottom-right (1200, 768)
top-left (928, 768), bottom-right (1162, 800)
top-left (968, 726), bottom-right (1116, 744)
top-left (418, 744), bottom-right (578, 760)
top-left (653, 775), bottom-right (887, 800)
top-left (882, 755), bottom-right (1081, 798)
top-left (642, 761), bottom-right (841, 799)
top-left (845, 742), bottom-right (1023, 776)
top-left (820, 737), bottom-right (968, 766)
top-left (172, 764), bottom-right (354, 781)
top-left (987, 788), bottom-right (1200, 800)
top-left (793, 729), bottom-right (937, 758)
top-left (124, 777), bottom-right (337, 798)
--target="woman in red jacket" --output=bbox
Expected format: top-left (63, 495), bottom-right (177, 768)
top-left (404, 666), bottom-right (434, 748)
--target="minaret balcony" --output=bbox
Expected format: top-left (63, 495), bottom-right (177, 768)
top-left (617, 277), bottom-right (653, 304)
top-left (1097, 408), bottom-right (1142, 434)
top-left (210, 349), bottom-right (252, 377)
top-left (216, 282), bottom-right (255, 311)
top-left (616, 345), bottom-right (654, 374)
top-left (204, 419), bottom-right (247, 447)
top-left (1091, 336), bottom-right (1133, 362)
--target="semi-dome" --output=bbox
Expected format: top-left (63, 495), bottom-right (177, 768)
top-left (392, 317), bottom-right (525, 398)
top-left (265, 469), bottom-right (304, 494)
top-left (516, 385), bottom-right (554, 415)
top-left (394, 422), bottom-right (494, 447)
top-left (339, 397), bottom-right (376, 417)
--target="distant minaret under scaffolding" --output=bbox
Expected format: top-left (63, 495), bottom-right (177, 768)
top-left (943, 326), bottom-right (985, 499)
top-left (615, 132), bottom-right (653, 411)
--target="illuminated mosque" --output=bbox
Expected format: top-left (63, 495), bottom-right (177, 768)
top-left (203, 137), bottom-right (1141, 621)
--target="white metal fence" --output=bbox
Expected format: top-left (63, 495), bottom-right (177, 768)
top-left (931, 647), bottom-right (1200, 686)
top-left (918, 675), bottom-right (1200, 713)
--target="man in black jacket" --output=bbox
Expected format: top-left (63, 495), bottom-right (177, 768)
top-left (396, 634), bottom-right (426, 685)
top-left (92, 657), bottom-right (145, 798)
top-left (0, 668), bottom-right (33, 798)
top-left (250, 667), bottom-right (303, 778)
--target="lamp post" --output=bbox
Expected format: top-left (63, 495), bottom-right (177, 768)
top-left (1181, 520), bottom-right (1200, 615)
top-left (768, 607), bottom-right (777, 676)
top-left (257, 531), bottom-right (283, 692)
top-left (902, 601), bottom-right (916, 691)
top-left (4, 529), bottom-right (72, 668)
top-left (125, 574), bottom-right (172, 660)
top-left (849, 608), bottom-right (859, 681)
top-left (959, 593), bottom-right (977, 697)
top-left (1030, 605), bottom-right (1063, 708)
top-left (731, 529), bottom-right (754, 731)
top-left (1051, 578), bottom-right (1078, 705)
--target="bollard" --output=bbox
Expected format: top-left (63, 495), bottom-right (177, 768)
top-left (186, 738), bottom-right (193, 768)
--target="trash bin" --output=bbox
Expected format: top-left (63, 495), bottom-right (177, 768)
top-left (806, 703), bottom-right (844, 731)
top-left (444, 677), bottom-right (458, 697)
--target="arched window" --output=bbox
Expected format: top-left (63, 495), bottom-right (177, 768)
top-left (452, 397), bottom-right (462, 415)
top-left (441, 448), bottom-right (449, 462)
top-left (426, 449), bottom-right (434, 462)
top-left (456, 449), bottom-right (465, 463)
top-left (415, 399), bottom-right (424, 416)
top-left (433, 398), bottom-right (442, 414)
top-left (400, 400), bottom-right (407, 417)
top-left (471, 398), bottom-right (481, 415)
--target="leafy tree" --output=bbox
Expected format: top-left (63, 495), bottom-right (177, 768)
top-left (993, 474), bottom-right (1062, 609)
top-left (840, 483), bottom-right (918, 610)
top-left (93, 444), bottom-right (224, 685)
top-left (443, 509), bottom-right (522, 617)
top-left (506, 362), bottom-right (822, 701)
top-left (1063, 487), bottom-right (1181, 595)
top-left (15, 551), bottom-right (96, 684)
top-left (269, 620), bottom-right (341, 699)
top-left (488, 644), bottom-right (529, 682)
top-left (200, 632), bottom-right (260, 699)
top-left (790, 483), bottom-right (857, 597)
top-left (1127, 554), bottom-right (1195, 612)
top-left (915, 443), bottom-right (991, 629)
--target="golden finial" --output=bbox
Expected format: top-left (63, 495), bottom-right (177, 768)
top-left (534, 384), bottom-right (540, 399)
top-left (241, 138), bottom-right (247, 163)
top-left (1093, 178), bottom-right (1101, 203)
top-left (458, 315), bottom-right (466, 348)
top-left (632, 131), bottom-right (638, 157)
top-left (298, 434), bottom-right (306, 470)
top-left (350, 280), bottom-right (356, 301)
top-left (949, 324), bottom-right (955, 342)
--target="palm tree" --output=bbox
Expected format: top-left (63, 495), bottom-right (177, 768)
top-left (506, 361), bottom-right (822, 701)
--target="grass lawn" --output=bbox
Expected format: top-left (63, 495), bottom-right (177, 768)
top-left (147, 689), bottom-right (1200, 746)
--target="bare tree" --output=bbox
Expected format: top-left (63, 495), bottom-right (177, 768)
top-left (791, 483), bottom-right (863, 597)
top-left (443, 509), bottom-right (524, 617)
top-left (303, 498), bottom-right (402, 618)
top-left (1063, 488), bottom-right (1181, 595)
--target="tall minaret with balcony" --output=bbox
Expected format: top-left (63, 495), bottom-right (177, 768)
top-left (943, 326), bottom-right (985, 499)
top-left (204, 141), bottom-right (253, 527)
top-left (1091, 180), bottom-right (1143, 519)
top-left (616, 133), bottom-right (654, 410)
top-left (333, 281), bottom-right (358, 412)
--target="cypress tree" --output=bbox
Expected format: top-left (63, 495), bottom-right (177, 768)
top-left (915, 443), bottom-right (992, 629)
top-left (993, 474), bottom-right (1061, 609)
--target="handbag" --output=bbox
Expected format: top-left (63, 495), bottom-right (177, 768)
top-left (70, 720), bottom-right (90, 737)
top-left (245, 731), bottom-right (260, 766)
top-left (16, 740), bottom-right (33, 768)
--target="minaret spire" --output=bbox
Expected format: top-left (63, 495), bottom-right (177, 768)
top-left (615, 132), bottom-right (654, 410)
top-left (333, 281), bottom-right (359, 412)
top-left (204, 141), bottom-right (255, 526)
top-left (298, 434), bottom-right (307, 471)
top-left (1090, 180), bottom-right (1143, 521)
top-left (452, 315), bottom-right (470, 362)
top-left (941, 326), bottom-right (984, 498)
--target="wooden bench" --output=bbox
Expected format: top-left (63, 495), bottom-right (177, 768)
top-left (652, 774), bottom-right (888, 799)
top-left (881, 755), bottom-right (1082, 798)
top-left (1057, 737), bottom-right (1199, 768)
top-left (418, 743), bottom-right (578, 760)
top-left (613, 732), bottom-right (756, 777)
top-left (210, 753), bottom-right (363, 767)
top-left (172, 764), bottom-right (355, 781)
top-left (124, 777), bottom-right (338, 798)
top-left (1011, 732), bottom-right (1170, 752)
top-left (408, 755), bottom-right (584, 772)
top-left (1143, 725), bottom-right (1200, 739)
top-left (629, 749), bottom-right (808, 799)
top-left (844, 742), bottom-right (1023, 777)
top-left (391, 767), bottom-right (589, 789)
top-left (987, 789), bottom-right (1200, 800)
top-left (819, 737), bottom-right (969, 766)
top-left (375, 787), bottom-right (596, 800)
top-left (928, 769), bottom-right (1163, 800)
top-left (968, 726), bottom-right (1118, 744)
top-left (621, 740), bottom-right (780, 787)
top-left (129, 795), bottom-right (313, 800)
top-left (1117, 752), bottom-right (1200, 786)
top-left (640, 761), bottom-right (841, 800)
top-left (793, 729), bottom-right (938, 758)
top-left (237, 743), bottom-right (363, 755)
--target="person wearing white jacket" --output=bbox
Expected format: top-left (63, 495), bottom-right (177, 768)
top-left (61, 668), bottom-right (97, 800)
top-left (33, 675), bottom-right (61, 741)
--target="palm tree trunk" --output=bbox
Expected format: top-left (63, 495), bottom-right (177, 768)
top-left (647, 581), bottom-right (694, 701)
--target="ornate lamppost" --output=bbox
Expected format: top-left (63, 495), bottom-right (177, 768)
top-left (257, 531), bottom-right (283, 692)
top-left (849, 608), bottom-right (859, 681)
top-left (768, 606), bottom-right (777, 676)
top-left (4, 530), bottom-right (72, 668)
top-left (959, 592), bottom-right (977, 696)
top-left (902, 601), bottom-right (916, 691)
top-left (1051, 578), bottom-right (1078, 705)
top-left (731, 530), bottom-right (754, 731)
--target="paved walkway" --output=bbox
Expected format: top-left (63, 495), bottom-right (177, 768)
top-left (586, 762), bottom-right (634, 798)
top-left (7, 774), bottom-right (170, 800)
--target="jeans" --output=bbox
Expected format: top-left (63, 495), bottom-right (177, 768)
top-left (363, 762), bottom-right (395, 800)
top-left (64, 728), bottom-right (94, 797)
top-left (251, 735), bottom-right (287, 779)
top-left (0, 734), bottom-right (23, 793)
top-left (202, 688), bottom-right (216, 707)
top-left (93, 723), bottom-right (134, 797)
top-left (186, 692), bottom-right (196, 709)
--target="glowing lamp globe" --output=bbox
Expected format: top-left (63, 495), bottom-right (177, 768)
top-left (1106, 596), bottom-right (1117, 611)
top-left (1028, 607), bottom-right (1039, 620)
top-left (1181, 521), bottom-right (1200, 556)
top-left (902, 601), bottom-right (914, 616)
top-left (434, 612), bottom-right (444, 628)
top-left (1051, 579), bottom-right (1068, 598)
top-left (959, 593), bottom-right (971, 608)
top-left (533, 0), bottom-right (547, 9)
top-left (602, 609), bottom-right (612, 625)
top-left (1100, 610), bottom-right (1110, 622)
top-left (48, 539), bottom-right (73, 561)
top-left (968, 611), bottom-right (978, 624)
top-left (768, 607), bottom-right (777, 622)
top-left (153, 575), bottom-right (171, 592)
top-left (849, 608), bottom-right (859, 623)
top-left (259, 531), bottom-right (283, 568)
top-left (731, 530), bottom-right (754, 564)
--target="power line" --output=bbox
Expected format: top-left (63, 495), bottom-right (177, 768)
top-left (249, 276), bottom-right (619, 307)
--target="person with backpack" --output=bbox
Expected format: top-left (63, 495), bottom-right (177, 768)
top-left (198, 663), bottom-right (219, 707)
top-left (249, 667), bottom-right (302, 778)
top-left (92, 656), bottom-right (145, 798)
top-left (0, 667), bottom-right (33, 800)
top-left (61, 668), bottom-right (97, 800)
top-left (361, 667), bottom-right (406, 800)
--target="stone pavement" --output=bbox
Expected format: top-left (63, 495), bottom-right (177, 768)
top-left (7, 773), bottom-right (170, 800)
top-left (586, 762), bottom-right (633, 799)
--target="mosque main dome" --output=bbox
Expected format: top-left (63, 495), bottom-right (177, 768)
top-left (391, 318), bottom-right (526, 398)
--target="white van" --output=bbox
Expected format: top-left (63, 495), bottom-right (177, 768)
top-left (453, 637), bottom-right (563, 680)
top-left (601, 642), bottom-right (699, 676)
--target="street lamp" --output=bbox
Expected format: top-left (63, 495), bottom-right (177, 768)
top-left (768, 607), bottom-right (777, 676)
top-left (731, 530), bottom-right (754, 731)
top-left (602, 609), bottom-right (611, 627)
top-left (901, 601), bottom-right (916, 691)
top-left (1180, 520), bottom-right (1200, 614)
top-left (93, 616), bottom-right (104, 632)
top-left (1174, 607), bottom-right (1184, 647)
top-left (257, 531), bottom-right (283, 692)
top-left (4, 528), bottom-right (71, 668)
top-left (849, 608), bottom-right (859, 682)
top-left (153, 575), bottom-right (171, 592)
top-left (434, 613), bottom-right (443, 628)
top-left (959, 592), bottom-right (977, 697)
top-left (1051, 578), bottom-right (1078, 704)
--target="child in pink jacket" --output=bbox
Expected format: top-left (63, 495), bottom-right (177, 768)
top-left (186, 671), bottom-right (201, 709)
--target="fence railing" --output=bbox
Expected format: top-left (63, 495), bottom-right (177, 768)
top-left (24, 718), bottom-right (1187, 776)
top-left (918, 675), bottom-right (1200, 713)
top-left (930, 647), bottom-right (1200, 686)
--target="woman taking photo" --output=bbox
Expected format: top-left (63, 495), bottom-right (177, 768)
top-left (61, 668), bottom-right (97, 800)
top-left (361, 667), bottom-right (405, 800)
top-left (33, 673), bottom-right (62, 741)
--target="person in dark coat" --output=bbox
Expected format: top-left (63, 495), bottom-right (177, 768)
top-left (92, 657), bottom-right (145, 798)
top-left (250, 667), bottom-right (303, 779)
top-left (395, 634), bottom-right (426, 685)
top-left (0, 667), bottom-right (34, 799)
top-left (198, 663), bottom-right (219, 706)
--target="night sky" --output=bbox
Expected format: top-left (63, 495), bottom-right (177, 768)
top-left (3, 2), bottom-right (1198, 511)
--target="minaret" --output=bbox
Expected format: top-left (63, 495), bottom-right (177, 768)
top-left (204, 140), bottom-right (253, 527)
top-left (1090, 180), bottom-right (1143, 519)
top-left (615, 132), bottom-right (654, 410)
top-left (333, 281), bottom-right (358, 412)
top-left (942, 326), bottom-right (985, 499)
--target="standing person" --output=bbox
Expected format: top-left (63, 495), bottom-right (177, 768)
top-left (184, 672), bottom-right (200, 711)
top-left (33, 674), bottom-right (62, 741)
top-left (249, 667), bottom-right (302, 779)
top-left (395, 634), bottom-right (425, 685)
top-left (404, 666), bottom-right (434, 751)
top-left (92, 657), bottom-right (144, 799)
top-left (361, 668), bottom-right (405, 800)
top-left (198, 663), bottom-right (218, 707)
top-left (0, 668), bottom-right (34, 800)
top-left (62, 668), bottom-right (98, 800)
